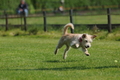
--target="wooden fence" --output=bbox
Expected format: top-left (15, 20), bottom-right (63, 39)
top-left (0, 8), bottom-right (120, 33)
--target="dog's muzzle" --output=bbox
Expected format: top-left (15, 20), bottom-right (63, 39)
top-left (85, 45), bottom-right (90, 48)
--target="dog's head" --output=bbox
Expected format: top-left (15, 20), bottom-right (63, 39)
top-left (81, 34), bottom-right (96, 48)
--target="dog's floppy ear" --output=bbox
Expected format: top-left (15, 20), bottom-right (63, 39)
top-left (91, 35), bottom-right (97, 39)
top-left (82, 34), bottom-right (86, 38)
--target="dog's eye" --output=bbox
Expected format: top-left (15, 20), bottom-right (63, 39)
top-left (85, 40), bottom-right (88, 42)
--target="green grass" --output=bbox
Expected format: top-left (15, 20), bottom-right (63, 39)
top-left (0, 37), bottom-right (120, 80)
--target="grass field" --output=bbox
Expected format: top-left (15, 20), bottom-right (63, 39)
top-left (0, 37), bottom-right (120, 80)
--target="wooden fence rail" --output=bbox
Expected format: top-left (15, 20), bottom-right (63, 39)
top-left (0, 8), bottom-right (120, 33)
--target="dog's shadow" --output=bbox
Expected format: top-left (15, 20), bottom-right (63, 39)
top-left (38, 65), bottom-right (119, 71)
top-left (5, 60), bottom-right (119, 71)
top-left (41, 60), bottom-right (119, 71)
top-left (45, 60), bottom-right (78, 63)
top-left (5, 65), bottom-right (119, 71)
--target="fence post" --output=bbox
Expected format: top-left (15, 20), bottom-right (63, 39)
top-left (4, 10), bottom-right (8, 31)
top-left (69, 9), bottom-right (74, 33)
top-left (107, 8), bottom-right (112, 33)
top-left (23, 13), bottom-right (27, 31)
top-left (43, 11), bottom-right (47, 32)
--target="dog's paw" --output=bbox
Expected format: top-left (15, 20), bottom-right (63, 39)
top-left (76, 44), bottom-right (79, 48)
top-left (63, 54), bottom-right (67, 59)
top-left (86, 53), bottom-right (90, 56)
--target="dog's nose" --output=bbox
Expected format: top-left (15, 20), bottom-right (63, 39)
top-left (85, 45), bottom-right (89, 48)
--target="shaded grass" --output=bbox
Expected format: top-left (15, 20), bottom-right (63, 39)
top-left (0, 37), bottom-right (120, 80)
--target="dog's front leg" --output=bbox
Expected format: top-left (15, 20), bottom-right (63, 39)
top-left (63, 45), bottom-right (70, 59)
top-left (82, 48), bottom-right (90, 56)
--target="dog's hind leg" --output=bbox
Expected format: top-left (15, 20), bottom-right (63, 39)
top-left (54, 48), bottom-right (58, 55)
top-left (54, 42), bottom-right (64, 55)
top-left (63, 45), bottom-right (70, 59)
top-left (54, 47), bottom-right (60, 55)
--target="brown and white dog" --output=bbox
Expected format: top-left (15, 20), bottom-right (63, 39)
top-left (54, 23), bottom-right (96, 59)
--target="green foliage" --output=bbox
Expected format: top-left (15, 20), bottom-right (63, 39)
top-left (0, 0), bottom-right (35, 14)
top-left (0, 0), bottom-right (18, 10)
top-left (0, 0), bottom-right (120, 14)
top-left (26, 0), bottom-right (35, 14)
top-left (106, 27), bottom-right (120, 41)
top-left (0, 26), bottom-right (120, 41)
top-left (29, 27), bottom-right (39, 35)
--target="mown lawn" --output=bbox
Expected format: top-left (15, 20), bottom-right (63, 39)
top-left (0, 37), bottom-right (120, 80)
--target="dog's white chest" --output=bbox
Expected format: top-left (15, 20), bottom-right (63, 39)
top-left (70, 40), bottom-right (80, 49)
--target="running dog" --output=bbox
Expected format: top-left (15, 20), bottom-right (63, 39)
top-left (54, 23), bottom-right (96, 59)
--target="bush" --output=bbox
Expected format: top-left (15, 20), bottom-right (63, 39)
top-left (29, 28), bottom-right (39, 35)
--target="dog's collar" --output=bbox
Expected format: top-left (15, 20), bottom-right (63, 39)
top-left (79, 37), bottom-right (82, 42)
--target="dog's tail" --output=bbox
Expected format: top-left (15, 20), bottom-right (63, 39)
top-left (63, 23), bottom-right (74, 35)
